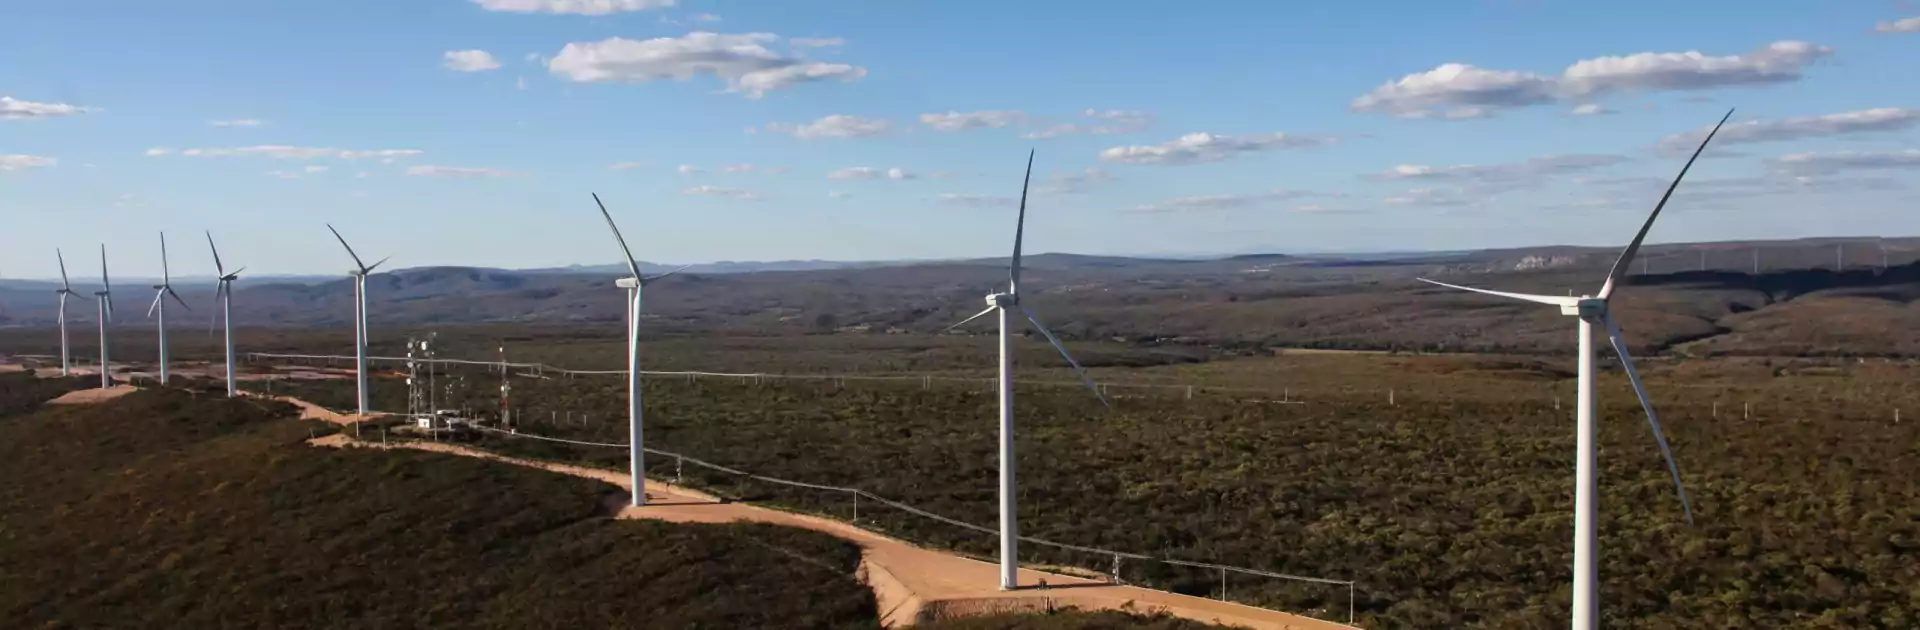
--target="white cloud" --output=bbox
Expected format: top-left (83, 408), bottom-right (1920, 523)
top-left (1655, 107), bottom-right (1920, 154)
top-left (608, 161), bottom-right (651, 170)
top-left (1368, 154), bottom-right (1627, 185)
top-left (355, 171), bottom-right (372, 179)
top-left (210, 118), bottom-right (265, 128)
top-left (304, 165), bottom-right (329, 174)
top-left (516, 76), bottom-right (528, 90)
top-left (1382, 187), bottom-right (1478, 207)
top-left (683, 185), bottom-right (763, 200)
top-left (827, 166), bottom-right (915, 180)
top-left (791, 37), bottom-right (847, 49)
top-left (1022, 109), bottom-right (1153, 139)
top-left (547, 33), bottom-right (867, 98)
top-left (766, 114), bottom-right (891, 140)
top-left (1037, 167), bottom-right (1114, 194)
top-left (172, 146), bottom-right (424, 160)
top-left (919, 110), bottom-right (1028, 132)
top-left (1570, 104), bottom-right (1614, 116)
top-left (445, 49), bottom-right (503, 72)
top-left (1099, 131), bottom-right (1335, 165)
top-left (1129, 189), bottom-right (1332, 213)
top-left (405, 165), bottom-right (523, 178)
top-left (1877, 17), bottom-right (1920, 33)
top-left (721, 163), bottom-right (787, 174)
top-left (1770, 150), bottom-right (1920, 175)
top-left (0, 154), bottom-right (56, 171)
top-left (1, 96), bottom-right (93, 119)
top-left (264, 170), bottom-right (304, 180)
top-left (144, 147), bottom-right (173, 157)
top-left (472, 0), bottom-right (676, 15)
top-left (1353, 41), bottom-right (1832, 118)
top-left (691, 12), bottom-right (720, 22)
top-left (677, 164), bottom-right (702, 175)
top-left (828, 190), bottom-right (852, 199)
top-left (936, 193), bottom-right (1016, 207)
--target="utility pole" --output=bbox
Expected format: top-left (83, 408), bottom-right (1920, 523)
top-left (1752, 248), bottom-right (1759, 274)
top-left (1698, 249), bottom-right (1705, 272)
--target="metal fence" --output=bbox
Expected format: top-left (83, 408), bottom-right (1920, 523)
top-left (462, 422), bottom-right (1358, 624)
top-left (244, 352), bottom-right (1320, 404)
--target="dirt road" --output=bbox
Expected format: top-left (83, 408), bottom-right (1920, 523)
top-left (308, 431), bottom-right (1354, 629)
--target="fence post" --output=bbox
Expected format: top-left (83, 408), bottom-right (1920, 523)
top-left (1185, 385), bottom-right (1194, 400)
top-left (675, 456), bottom-right (684, 484)
top-left (1712, 401), bottom-right (1718, 418)
top-left (1349, 583), bottom-right (1356, 625)
top-left (1111, 554), bottom-right (1123, 584)
top-left (1744, 402), bottom-right (1750, 420)
top-left (922, 376), bottom-right (930, 391)
top-left (851, 490), bottom-right (860, 522)
top-left (1219, 567), bottom-right (1227, 601)
top-left (1389, 388), bottom-right (1394, 406)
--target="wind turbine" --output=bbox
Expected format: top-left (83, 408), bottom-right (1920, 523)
top-left (1415, 109), bottom-right (1732, 630)
top-left (53, 249), bottom-right (75, 376)
top-left (94, 245), bottom-right (116, 389)
top-left (591, 193), bottom-right (687, 507)
top-left (327, 224), bottom-right (389, 417)
top-left (207, 231), bottom-right (244, 397)
top-left (947, 150), bottom-right (1109, 590)
top-left (146, 232), bottom-right (191, 385)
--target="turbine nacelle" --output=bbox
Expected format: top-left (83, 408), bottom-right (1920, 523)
top-left (615, 277), bottom-right (640, 289)
top-left (987, 292), bottom-right (1017, 308)
top-left (1569, 297), bottom-right (1604, 318)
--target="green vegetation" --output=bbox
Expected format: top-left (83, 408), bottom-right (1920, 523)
top-left (0, 382), bottom-right (879, 629)
top-left (255, 349), bottom-right (1920, 629)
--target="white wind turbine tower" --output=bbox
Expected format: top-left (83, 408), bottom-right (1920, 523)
top-left (592, 193), bottom-right (687, 507)
top-left (146, 232), bottom-right (192, 385)
top-left (94, 245), bottom-right (117, 389)
top-left (327, 224), bottom-right (389, 417)
top-left (947, 150), bottom-right (1110, 590)
top-left (1416, 109), bottom-right (1732, 630)
top-left (53, 249), bottom-right (76, 376)
top-left (207, 231), bottom-right (244, 398)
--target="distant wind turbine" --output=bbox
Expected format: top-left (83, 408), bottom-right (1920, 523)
top-left (592, 193), bottom-right (687, 507)
top-left (53, 249), bottom-right (75, 376)
top-left (947, 150), bottom-right (1109, 590)
top-left (94, 245), bottom-right (116, 389)
top-left (327, 224), bottom-right (389, 418)
top-left (146, 233), bottom-right (191, 385)
top-left (1415, 109), bottom-right (1732, 630)
top-left (207, 231), bottom-right (244, 397)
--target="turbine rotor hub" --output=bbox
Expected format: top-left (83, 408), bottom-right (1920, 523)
top-left (1569, 297), bottom-right (1606, 318)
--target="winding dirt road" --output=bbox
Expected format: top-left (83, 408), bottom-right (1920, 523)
top-left (286, 397), bottom-right (1353, 629)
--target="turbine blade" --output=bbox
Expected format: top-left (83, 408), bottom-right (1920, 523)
top-left (106, 294), bottom-right (115, 322)
top-left (57, 248), bottom-right (71, 292)
top-left (365, 256), bottom-right (391, 273)
top-left (1598, 109), bottom-right (1734, 300)
top-left (160, 231), bottom-right (171, 285)
top-left (1010, 149), bottom-right (1034, 294)
top-left (228, 267), bottom-right (246, 278)
top-left (946, 305), bottom-right (997, 331)
top-left (592, 193), bottom-right (643, 280)
top-left (1415, 278), bottom-right (1581, 307)
top-left (100, 245), bottom-right (110, 293)
top-left (1020, 305), bottom-right (1110, 409)
top-left (206, 230), bottom-right (225, 276)
top-left (210, 283), bottom-right (224, 336)
top-left (147, 290), bottom-right (163, 319)
top-left (167, 286), bottom-right (192, 313)
top-left (326, 223), bottom-right (369, 272)
top-left (642, 264), bottom-right (691, 285)
top-left (1603, 313), bottom-right (1695, 524)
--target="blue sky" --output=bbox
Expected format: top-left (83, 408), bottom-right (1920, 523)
top-left (4, 0), bottom-right (1919, 279)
